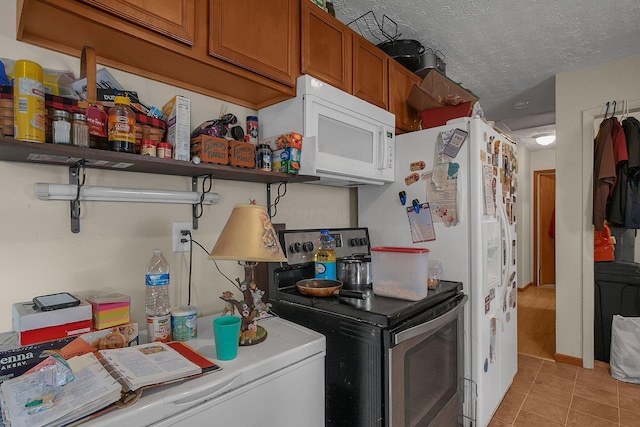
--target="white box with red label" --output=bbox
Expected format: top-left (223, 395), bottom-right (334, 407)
top-left (12, 300), bottom-right (93, 345)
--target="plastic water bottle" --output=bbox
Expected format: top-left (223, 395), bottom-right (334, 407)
top-left (146, 249), bottom-right (171, 342)
top-left (314, 230), bottom-right (336, 280)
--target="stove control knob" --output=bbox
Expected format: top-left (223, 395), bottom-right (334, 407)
top-left (349, 238), bottom-right (358, 247)
top-left (359, 238), bottom-right (369, 246)
top-left (302, 241), bottom-right (315, 253)
top-left (289, 242), bottom-right (302, 253)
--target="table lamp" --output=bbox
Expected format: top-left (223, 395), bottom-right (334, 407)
top-left (208, 204), bottom-right (287, 345)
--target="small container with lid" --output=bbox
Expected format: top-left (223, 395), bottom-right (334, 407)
top-left (256, 144), bottom-right (272, 171)
top-left (108, 95), bottom-right (136, 153)
top-left (72, 112), bottom-right (90, 147)
top-left (52, 110), bottom-right (71, 144)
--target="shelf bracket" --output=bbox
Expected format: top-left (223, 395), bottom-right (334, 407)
top-left (192, 177), bottom-right (200, 230)
top-left (267, 183), bottom-right (272, 218)
top-left (69, 161), bottom-right (84, 234)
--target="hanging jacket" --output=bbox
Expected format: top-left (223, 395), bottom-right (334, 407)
top-left (623, 117), bottom-right (640, 228)
top-left (607, 117), bottom-right (629, 225)
top-left (593, 118), bottom-right (616, 230)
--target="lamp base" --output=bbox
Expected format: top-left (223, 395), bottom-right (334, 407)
top-left (239, 325), bottom-right (267, 346)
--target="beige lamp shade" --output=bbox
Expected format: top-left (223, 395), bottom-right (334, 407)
top-left (208, 204), bottom-right (287, 262)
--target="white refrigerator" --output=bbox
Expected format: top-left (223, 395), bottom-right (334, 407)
top-left (358, 117), bottom-right (518, 427)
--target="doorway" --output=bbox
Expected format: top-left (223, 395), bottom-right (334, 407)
top-left (517, 169), bottom-right (556, 360)
top-left (534, 170), bottom-right (556, 286)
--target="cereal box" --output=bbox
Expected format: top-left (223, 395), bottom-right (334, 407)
top-left (162, 95), bottom-right (191, 161)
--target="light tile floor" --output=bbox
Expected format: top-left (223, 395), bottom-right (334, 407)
top-left (489, 354), bottom-right (640, 426)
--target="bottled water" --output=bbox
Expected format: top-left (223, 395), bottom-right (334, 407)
top-left (146, 249), bottom-right (171, 342)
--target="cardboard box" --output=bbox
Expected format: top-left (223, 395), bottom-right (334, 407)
top-left (162, 95), bottom-right (191, 161)
top-left (86, 293), bottom-right (131, 330)
top-left (406, 69), bottom-right (478, 112)
top-left (0, 337), bottom-right (76, 385)
top-left (12, 301), bottom-right (93, 346)
top-left (420, 101), bottom-right (474, 129)
top-left (191, 135), bottom-right (229, 165)
top-left (229, 140), bottom-right (256, 168)
top-left (260, 132), bottom-right (303, 174)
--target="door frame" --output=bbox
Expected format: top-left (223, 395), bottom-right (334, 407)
top-left (533, 169), bottom-right (556, 287)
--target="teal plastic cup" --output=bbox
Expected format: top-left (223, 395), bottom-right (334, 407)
top-left (213, 316), bottom-right (241, 360)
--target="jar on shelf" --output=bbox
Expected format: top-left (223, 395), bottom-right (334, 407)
top-left (72, 112), bottom-right (90, 148)
top-left (52, 110), bottom-right (71, 144)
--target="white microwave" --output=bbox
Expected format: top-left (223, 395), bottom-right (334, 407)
top-left (259, 75), bottom-right (395, 187)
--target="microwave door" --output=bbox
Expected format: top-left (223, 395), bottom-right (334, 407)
top-left (306, 99), bottom-right (392, 181)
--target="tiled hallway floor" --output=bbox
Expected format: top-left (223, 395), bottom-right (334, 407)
top-left (489, 354), bottom-right (640, 426)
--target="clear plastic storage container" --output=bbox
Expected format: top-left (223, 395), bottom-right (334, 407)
top-left (371, 247), bottom-right (430, 301)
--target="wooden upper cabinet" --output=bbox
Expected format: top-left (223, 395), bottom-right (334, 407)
top-left (79, 0), bottom-right (196, 46)
top-left (352, 33), bottom-right (388, 110)
top-left (209, 0), bottom-right (298, 87)
top-left (300, 0), bottom-right (352, 93)
top-left (389, 59), bottom-right (421, 132)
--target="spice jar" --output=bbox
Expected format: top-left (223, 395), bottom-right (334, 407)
top-left (141, 139), bottom-right (157, 156)
top-left (72, 112), bottom-right (90, 147)
top-left (52, 110), bottom-right (71, 144)
top-left (157, 142), bottom-right (172, 159)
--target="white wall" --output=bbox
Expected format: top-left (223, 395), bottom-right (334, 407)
top-left (0, 3), bottom-right (353, 332)
top-left (556, 54), bottom-right (640, 365)
top-left (516, 145), bottom-right (532, 288)
top-left (530, 149), bottom-right (556, 172)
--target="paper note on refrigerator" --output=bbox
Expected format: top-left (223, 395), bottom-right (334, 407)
top-left (425, 172), bottom-right (458, 226)
top-left (406, 203), bottom-right (436, 243)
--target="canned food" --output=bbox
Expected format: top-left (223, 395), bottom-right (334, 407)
top-left (14, 60), bottom-right (45, 143)
top-left (246, 116), bottom-right (259, 143)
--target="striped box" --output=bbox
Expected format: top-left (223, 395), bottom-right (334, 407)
top-left (86, 294), bottom-right (131, 330)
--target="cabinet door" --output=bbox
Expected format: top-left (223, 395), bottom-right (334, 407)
top-left (389, 60), bottom-right (421, 132)
top-left (352, 33), bottom-right (388, 110)
top-left (80, 0), bottom-right (195, 46)
top-left (209, 0), bottom-right (297, 87)
top-left (301, 1), bottom-right (352, 93)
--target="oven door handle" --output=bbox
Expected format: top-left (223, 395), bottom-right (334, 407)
top-left (393, 294), bottom-right (468, 345)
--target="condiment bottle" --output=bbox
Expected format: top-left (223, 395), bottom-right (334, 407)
top-left (314, 229), bottom-right (337, 280)
top-left (108, 95), bottom-right (136, 153)
top-left (72, 112), bottom-right (90, 147)
top-left (52, 110), bottom-right (71, 144)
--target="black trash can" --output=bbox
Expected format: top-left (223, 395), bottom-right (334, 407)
top-left (594, 260), bottom-right (640, 362)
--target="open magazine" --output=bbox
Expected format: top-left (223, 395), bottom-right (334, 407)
top-left (0, 342), bottom-right (219, 427)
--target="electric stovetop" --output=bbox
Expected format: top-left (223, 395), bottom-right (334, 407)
top-left (270, 263), bottom-right (462, 328)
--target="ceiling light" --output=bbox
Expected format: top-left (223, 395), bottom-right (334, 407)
top-left (533, 134), bottom-right (556, 146)
top-left (512, 100), bottom-right (530, 110)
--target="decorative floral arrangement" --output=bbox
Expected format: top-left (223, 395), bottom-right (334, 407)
top-left (220, 277), bottom-right (271, 345)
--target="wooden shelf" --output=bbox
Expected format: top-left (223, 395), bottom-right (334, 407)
top-left (0, 136), bottom-right (319, 184)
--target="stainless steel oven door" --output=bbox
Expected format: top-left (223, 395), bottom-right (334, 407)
top-left (389, 293), bottom-right (467, 427)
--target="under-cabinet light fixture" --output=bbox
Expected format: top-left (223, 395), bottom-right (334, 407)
top-left (35, 183), bottom-right (220, 205)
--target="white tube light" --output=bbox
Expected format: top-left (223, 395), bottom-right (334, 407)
top-left (35, 183), bottom-right (220, 205)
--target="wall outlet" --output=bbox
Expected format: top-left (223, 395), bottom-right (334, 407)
top-left (172, 222), bottom-right (192, 253)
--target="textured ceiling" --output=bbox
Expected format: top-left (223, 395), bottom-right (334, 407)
top-left (332, 0), bottom-right (640, 151)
